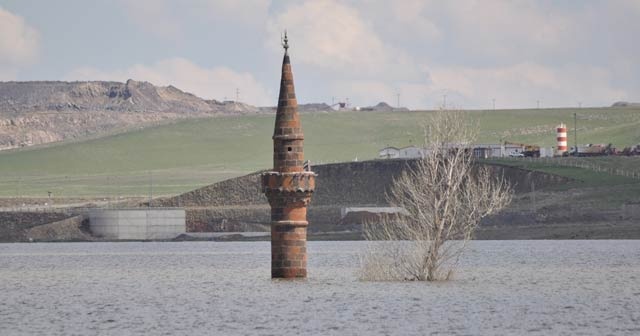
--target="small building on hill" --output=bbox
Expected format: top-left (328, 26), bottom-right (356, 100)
top-left (380, 144), bottom-right (528, 159)
top-left (379, 146), bottom-right (426, 159)
top-left (399, 146), bottom-right (426, 158)
top-left (379, 146), bottom-right (400, 159)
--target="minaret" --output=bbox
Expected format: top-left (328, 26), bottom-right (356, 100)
top-left (262, 32), bottom-right (316, 278)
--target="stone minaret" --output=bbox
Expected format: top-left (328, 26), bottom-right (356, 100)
top-left (262, 32), bottom-right (316, 278)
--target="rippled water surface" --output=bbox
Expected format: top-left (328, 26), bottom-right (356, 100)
top-left (1, 241), bottom-right (639, 335)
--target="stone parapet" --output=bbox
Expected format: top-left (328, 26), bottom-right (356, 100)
top-left (261, 171), bottom-right (316, 194)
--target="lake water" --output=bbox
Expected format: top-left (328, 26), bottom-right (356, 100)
top-left (1, 241), bottom-right (639, 335)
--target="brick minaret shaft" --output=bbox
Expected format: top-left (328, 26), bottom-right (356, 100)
top-left (262, 33), bottom-right (316, 278)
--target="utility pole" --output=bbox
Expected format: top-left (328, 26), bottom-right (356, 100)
top-left (536, 100), bottom-right (540, 109)
top-left (574, 112), bottom-right (578, 155)
top-left (332, 96), bottom-right (335, 105)
top-left (397, 93), bottom-right (400, 108)
top-left (492, 98), bottom-right (496, 110)
top-left (106, 176), bottom-right (110, 208)
top-left (148, 171), bottom-right (153, 208)
top-left (236, 88), bottom-right (240, 102)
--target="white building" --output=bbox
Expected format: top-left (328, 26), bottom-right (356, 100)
top-left (399, 146), bottom-right (426, 158)
top-left (380, 144), bottom-right (529, 159)
top-left (378, 146), bottom-right (400, 159)
top-left (472, 144), bottom-right (526, 158)
top-left (379, 146), bottom-right (427, 159)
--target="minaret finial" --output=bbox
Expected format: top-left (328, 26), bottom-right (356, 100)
top-left (281, 30), bottom-right (289, 53)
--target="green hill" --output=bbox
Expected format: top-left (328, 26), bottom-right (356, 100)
top-left (0, 107), bottom-right (638, 197)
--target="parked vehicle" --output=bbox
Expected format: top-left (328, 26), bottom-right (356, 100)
top-left (504, 142), bottom-right (540, 157)
top-left (620, 144), bottom-right (640, 156)
top-left (569, 144), bottom-right (616, 157)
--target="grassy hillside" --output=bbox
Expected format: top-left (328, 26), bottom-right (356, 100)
top-left (484, 156), bottom-right (640, 209)
top-left (0, 107), bottom-right (638, 197)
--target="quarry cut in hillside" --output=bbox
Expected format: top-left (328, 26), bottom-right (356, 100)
top-left (0, 80), bottom-right (412, 150)
top-left (0, 80), bottom-right (260, 150)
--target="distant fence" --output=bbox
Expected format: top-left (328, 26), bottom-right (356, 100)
top-left (497, 157), bottom-right (640, 180)
top-left (0, 203), bottom-right (175, 214)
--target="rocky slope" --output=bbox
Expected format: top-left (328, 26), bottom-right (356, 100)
top-left (0, 80), bottom-right (260, 150)
top-left (0, 80), bottom-right (412, 150)
top-left (358, 102), bottom-right (410, 112)
top-left (612, 101), bottom-right (640, 107)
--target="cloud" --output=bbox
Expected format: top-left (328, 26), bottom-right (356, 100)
top-left (427, 63), bottom-right (627, 109)
top-left (266, 1), bottom-right (635, 109)
top-left (0, 7), bottom-right (39, 79)
top-left (65, 58), bottom-right (272, 105)
top-left (198, 0), bottom-right (270, 24)
top-left (4, 1), bottom-right (638, 109)
top-left (441, 1), bottom-right (579, 63)
top-left (121, 0), bottom-right (271, 40)
top-left (121, 0), bottom-right (183, 40)
top-left (328, 61), bottom-right (627, 110)
top-left (267, 0), bottom-right (418, 78)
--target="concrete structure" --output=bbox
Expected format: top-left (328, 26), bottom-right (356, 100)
top-left (539, 147), bottom-right (553, 157)
top-left (89, 208), bottom-right (185, 240)
top-left (556, 123), bottom-right (568, 155)
top-left (261, 32), bottom-right (316, 278)
top-left (379, 146), bottom-right (400, 159)
top-left (379, 146), bottom-right (426, 159)
top-left (380, 144), bottom-right (532, 159)
top-left (340, 207), bottom-right (408, 218)
top-left (399, 146), bottom-right (425, 158)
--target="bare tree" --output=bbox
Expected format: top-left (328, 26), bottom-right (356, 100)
top-left (360, 111), bottom-right (513, 281)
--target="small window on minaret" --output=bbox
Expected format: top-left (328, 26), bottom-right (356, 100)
top-left (288, 147), bottom-right (292, 152)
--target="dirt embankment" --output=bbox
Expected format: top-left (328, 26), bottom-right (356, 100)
top-left (0, 212), bottom-right (92, 242)
top-left (4, 159), bottom-right (636, 241)
top-left (153, 159), bottom-right (575, 234)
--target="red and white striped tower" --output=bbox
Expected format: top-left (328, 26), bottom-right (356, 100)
top-left (556, 123), bottom-right (568, 155)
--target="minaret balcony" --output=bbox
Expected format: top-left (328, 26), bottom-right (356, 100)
top-left (261, 171), bottom-right (316, 194)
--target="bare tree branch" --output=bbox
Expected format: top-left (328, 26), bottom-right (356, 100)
top-left (360, 110), bottom-right (513, 281)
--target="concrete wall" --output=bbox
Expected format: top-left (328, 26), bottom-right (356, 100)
top-left (89, 209), bottom-right (185, 240)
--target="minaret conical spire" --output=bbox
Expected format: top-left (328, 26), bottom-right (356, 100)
top-left (262, 31), bottom-right (316, 279)
top-left (273, 31), bottom-right (303, 172)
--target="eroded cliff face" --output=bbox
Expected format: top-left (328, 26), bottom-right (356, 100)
top-left (0, 80), bottom-right (260, 149)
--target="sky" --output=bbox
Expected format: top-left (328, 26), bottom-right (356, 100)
top-left (0, 0), bottom-right (639, 109)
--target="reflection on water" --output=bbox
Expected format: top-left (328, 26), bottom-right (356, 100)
top-left (1, 241), bottom-right (639, 335)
